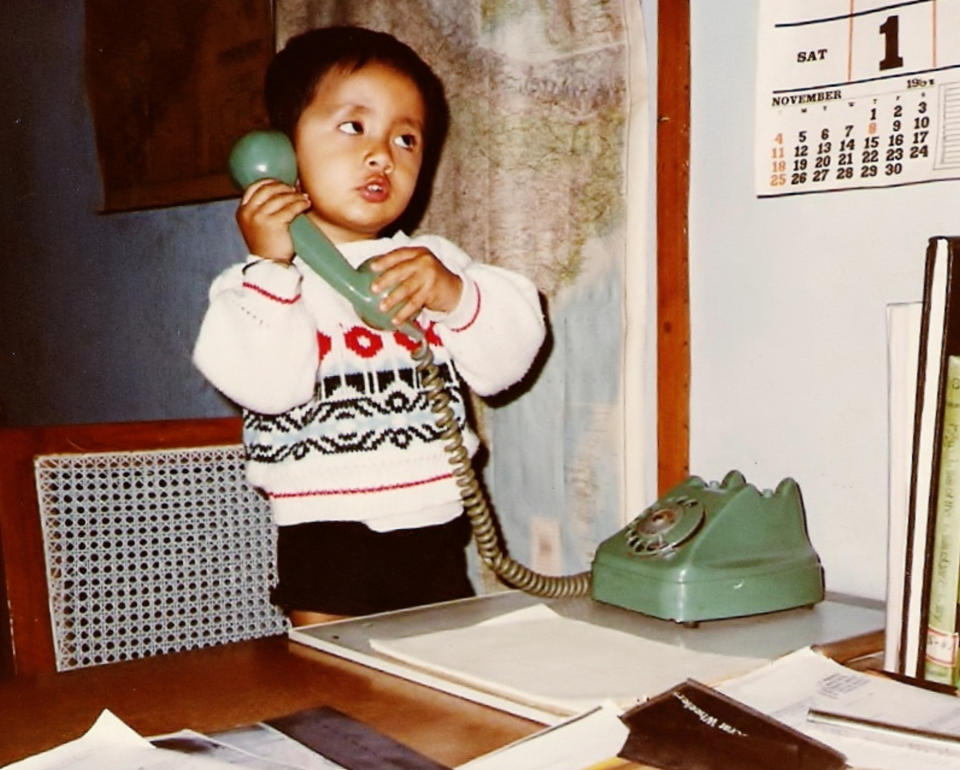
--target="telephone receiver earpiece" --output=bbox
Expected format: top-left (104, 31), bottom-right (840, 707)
top-left (228, 130), bottom-right (422, 340)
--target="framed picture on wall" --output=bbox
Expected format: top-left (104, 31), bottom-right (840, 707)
top-left (84, 0), bottom-right (273, 212)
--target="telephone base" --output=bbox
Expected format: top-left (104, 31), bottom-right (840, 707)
top-left (589, 471), bottom-right (825, 623)
top-left (590, 556), bottom-right (824, 623)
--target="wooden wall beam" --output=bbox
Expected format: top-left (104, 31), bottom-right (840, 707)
top-left (656, 0), bottom-right (691, 494)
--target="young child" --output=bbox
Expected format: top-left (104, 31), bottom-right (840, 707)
top-left (193, 26), bottom-right (546, 625)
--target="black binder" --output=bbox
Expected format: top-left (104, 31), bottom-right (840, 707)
top-left (899, 236), bottom-right (960, 677)
top-left (618, 679), bottom-right (845, 770)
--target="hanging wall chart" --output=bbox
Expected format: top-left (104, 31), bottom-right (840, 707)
top-left (756, 0), bottom-right (960, 197)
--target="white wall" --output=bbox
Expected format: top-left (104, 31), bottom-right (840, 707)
top-left (688, 1), bottom-right (959, 600)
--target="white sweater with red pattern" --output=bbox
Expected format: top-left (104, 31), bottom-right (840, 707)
top-left (193, 231), bottom-right (545, 531)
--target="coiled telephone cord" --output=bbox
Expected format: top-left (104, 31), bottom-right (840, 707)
top-left (412, 339), bottom-right (592, 598)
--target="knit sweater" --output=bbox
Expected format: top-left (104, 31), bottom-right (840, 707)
top-left (193, 231), bottom-right (545, 531)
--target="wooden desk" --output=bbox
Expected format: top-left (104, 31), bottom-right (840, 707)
top-left (0, 628), bottom-right (884, 769)
top-left (0, 634), bottom-right (542, 767)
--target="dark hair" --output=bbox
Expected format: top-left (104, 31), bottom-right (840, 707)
top-left (265, 26), bottom-right (449, 234)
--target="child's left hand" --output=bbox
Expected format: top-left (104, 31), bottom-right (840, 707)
top-left (369, 247), bottom-right (463, 328)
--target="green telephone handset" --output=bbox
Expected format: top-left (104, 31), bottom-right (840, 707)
top-left (228, 130), bottom-right (421, 340)
top-left (228, 130), bottom-right (590, 599)
top-left (228, 131), bottom-right (825, 620)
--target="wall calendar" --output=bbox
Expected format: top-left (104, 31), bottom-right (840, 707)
top-left (756, 1), bottom-right (960, 197)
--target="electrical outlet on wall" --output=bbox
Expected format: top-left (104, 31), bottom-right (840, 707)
top-left (530, 516), bottom-right (563, 575)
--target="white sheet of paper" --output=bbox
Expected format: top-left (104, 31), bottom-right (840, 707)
top-left (719, 647), bottom-right (960, 770)
top-left (5, 710), bottom-right (240, 770)
top-left (208, 724), bottom-right (348, 770)
top-left (369, 604), bottom-right (767, 714)
top-left (455, 702), bottom-right (628, 770)
top-left (150, 728), bottom-right (345, 769)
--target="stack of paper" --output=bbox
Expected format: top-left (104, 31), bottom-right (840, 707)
top-left (369, 604), bottom-right (769, 715)
top-left (719, 647), bottom-right (960, 770)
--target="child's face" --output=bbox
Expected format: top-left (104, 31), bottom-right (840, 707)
top-left (293, 62), bottom-right (426, 243)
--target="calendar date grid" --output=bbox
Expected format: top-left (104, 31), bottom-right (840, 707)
top-left (765, 89), bottom-right (939, 194)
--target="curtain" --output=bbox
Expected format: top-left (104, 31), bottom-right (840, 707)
top-left (276, 0), bottom-right (650, 588)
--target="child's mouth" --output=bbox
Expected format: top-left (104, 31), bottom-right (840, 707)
top-left (360, 177), bottom-right (390, 202)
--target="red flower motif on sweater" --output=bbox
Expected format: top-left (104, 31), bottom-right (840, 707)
top-left (344, 326), bottom-right (383, 358)
top-left (394, 322), bottom-right (443, 351)
top-left (317, 332), bottom-right (332, 364)
top-left (393, 330), bottom-right (418, 351)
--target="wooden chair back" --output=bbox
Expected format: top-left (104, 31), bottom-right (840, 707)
top-left (0, 417), bottom-right (246, 678)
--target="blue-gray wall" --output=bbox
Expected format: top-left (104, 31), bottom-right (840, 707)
top-left (1, 1), bottom-right (240, 426)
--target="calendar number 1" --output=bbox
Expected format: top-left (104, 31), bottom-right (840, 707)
top-left (879, 15), bottom-right (904, 71)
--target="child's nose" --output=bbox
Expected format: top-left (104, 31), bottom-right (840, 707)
top-left (365, 140), bottom-right (394, 173)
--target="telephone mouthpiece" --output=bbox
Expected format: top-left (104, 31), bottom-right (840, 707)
top-left (228, 130), bottom-right (298, 189)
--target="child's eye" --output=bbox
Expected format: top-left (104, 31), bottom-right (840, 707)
top-left (393, 134), bottom-right (418, 150)
top-left (338, 121), bottom-right (363, 135)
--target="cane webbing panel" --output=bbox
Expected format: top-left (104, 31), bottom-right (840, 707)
top-left (34, 444), bottom-right (287, 671)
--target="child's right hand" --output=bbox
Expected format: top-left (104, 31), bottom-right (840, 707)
top-left (236, 179), bottom-right (311, 264)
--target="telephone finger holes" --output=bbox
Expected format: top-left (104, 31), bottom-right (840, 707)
top-left (625, 497), bottom-right (705, 555)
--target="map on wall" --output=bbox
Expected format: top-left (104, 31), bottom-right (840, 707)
top-left (276, 0), bottom-right (640, 579)
top-left (756, 0), bottom-right (960, 197)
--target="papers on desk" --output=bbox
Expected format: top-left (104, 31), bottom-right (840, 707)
top-left (151, 728), bottom-right (346, 769)
top-left (718, 646), bottom-right (960, 770)
top-left (3, 710), bottom-right (251, 770)
top-left (454, 644), bottom-right (960, 770)
top-left (6, 710), bottom-right (348, 770)
top-left (455, 702), bottom-right (629, 770)
top-left (205, 723), bottom-right (349, 769)
top-left (368, 604), bottom-right (768, 715)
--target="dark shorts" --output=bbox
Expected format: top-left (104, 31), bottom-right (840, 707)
top-left (271, 514), bottom-right (475, 615)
